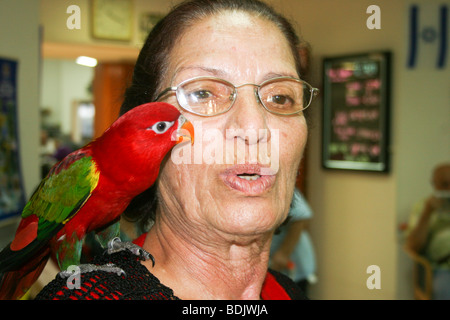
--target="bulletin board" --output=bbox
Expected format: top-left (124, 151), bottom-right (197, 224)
top-left (322, 52), bottom-right (392, 173)
top-left (0, 57), bottom-right (26, 220)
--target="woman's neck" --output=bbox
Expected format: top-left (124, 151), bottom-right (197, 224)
top-left (141, 216), bottom-right (273, 300)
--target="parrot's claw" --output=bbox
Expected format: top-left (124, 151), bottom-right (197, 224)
top-left (59, 263), bottom-right (125, 278)
top-left (107, 237), bottom-right (155, 267)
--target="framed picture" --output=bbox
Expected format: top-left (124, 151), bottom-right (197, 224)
top-left (138, 12), bottom-right (165, 44)
top-left (91, 0), bottom-right (133, 41)
top-left (322, 51), bottom-right (392, 173)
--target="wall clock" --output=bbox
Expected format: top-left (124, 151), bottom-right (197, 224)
top-left (92, 0), bottom-right (133, 41)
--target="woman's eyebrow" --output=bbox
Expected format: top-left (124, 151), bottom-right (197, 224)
top-left (260, 72), bottom-right (298, 82)
top-left (173, 66), bottom-right (298, 83)
top-left (174, 65), bottom-right (228, 79)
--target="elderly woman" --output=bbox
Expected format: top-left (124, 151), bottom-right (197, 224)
top-left (37, 0), bottom-right (318, 300)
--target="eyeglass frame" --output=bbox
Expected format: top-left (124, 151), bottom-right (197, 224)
top-left (154, 76), bottom-right (319, 117)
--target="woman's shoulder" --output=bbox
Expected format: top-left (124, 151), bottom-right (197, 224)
top-left (35, 241), bottom-right (178, 300)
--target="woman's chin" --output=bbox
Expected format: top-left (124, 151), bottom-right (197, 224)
top-left (212, 204), bottom-right (284, 238)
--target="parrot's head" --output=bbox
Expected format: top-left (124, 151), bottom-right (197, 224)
top-left (93, 102), bottom-right (194, 190)
top-left (121, 101), bottom-right (194, 149)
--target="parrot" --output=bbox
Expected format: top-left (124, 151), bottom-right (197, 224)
top-left (0, 102), bottom-right (194, 300)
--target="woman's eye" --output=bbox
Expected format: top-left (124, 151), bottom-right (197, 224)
top-left (150, 121), bottom-right (174, 134)
top-left (273, 95), bottom-right (287, 104)
top-left (191, 90), bottom-right (213, 101)
top-left (271, 95), bottom-right (294, 106)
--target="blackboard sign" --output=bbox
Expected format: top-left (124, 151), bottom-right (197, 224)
top-left (322, 52), bottom-right (391, 172)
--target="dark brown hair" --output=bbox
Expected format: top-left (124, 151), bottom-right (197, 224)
top-left (121, 0), bottom-right (306, 229)
top-left (120, 0), bottom-right (304, 115)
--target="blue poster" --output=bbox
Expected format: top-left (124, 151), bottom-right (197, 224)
top-left (0, 58), bottom-right (25, 220)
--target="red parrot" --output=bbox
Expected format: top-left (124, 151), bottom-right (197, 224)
top-left (0, 102), bottom-right (194, 300)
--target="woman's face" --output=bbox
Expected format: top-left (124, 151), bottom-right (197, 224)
top-left (156, 12), bottom-right (308, 239)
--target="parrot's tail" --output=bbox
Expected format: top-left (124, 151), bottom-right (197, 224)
top-left (0, 248), bottom-right (50, 300)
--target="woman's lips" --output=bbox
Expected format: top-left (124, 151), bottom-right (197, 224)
top-left (219, 164), bottom-right (276, 195)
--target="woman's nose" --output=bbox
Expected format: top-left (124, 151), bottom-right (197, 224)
top-left (224, 86), bottom-right (271, 145)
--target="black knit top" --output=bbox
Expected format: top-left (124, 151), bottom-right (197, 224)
top-left (36, 241), bottom-right (306, 300)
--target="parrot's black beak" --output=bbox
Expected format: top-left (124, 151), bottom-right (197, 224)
top-left (175, 115), bottom-right (194, 145)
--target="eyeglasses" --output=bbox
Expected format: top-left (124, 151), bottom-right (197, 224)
top-left (155, 76), bottom-right (319, 117)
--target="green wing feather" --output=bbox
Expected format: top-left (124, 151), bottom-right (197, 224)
top-left (0, 153), bottom-right (100, 273)
top-left (23, 153), bottom-right (99, 240)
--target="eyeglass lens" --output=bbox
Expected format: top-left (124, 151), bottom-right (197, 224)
top-left (176, 78), bottom-right (314, 116)
top-left (178, 80), bottom-right (234, 115)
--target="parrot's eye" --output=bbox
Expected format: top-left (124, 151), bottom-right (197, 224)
top-left (150, 121), bottom-right (175, 134)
